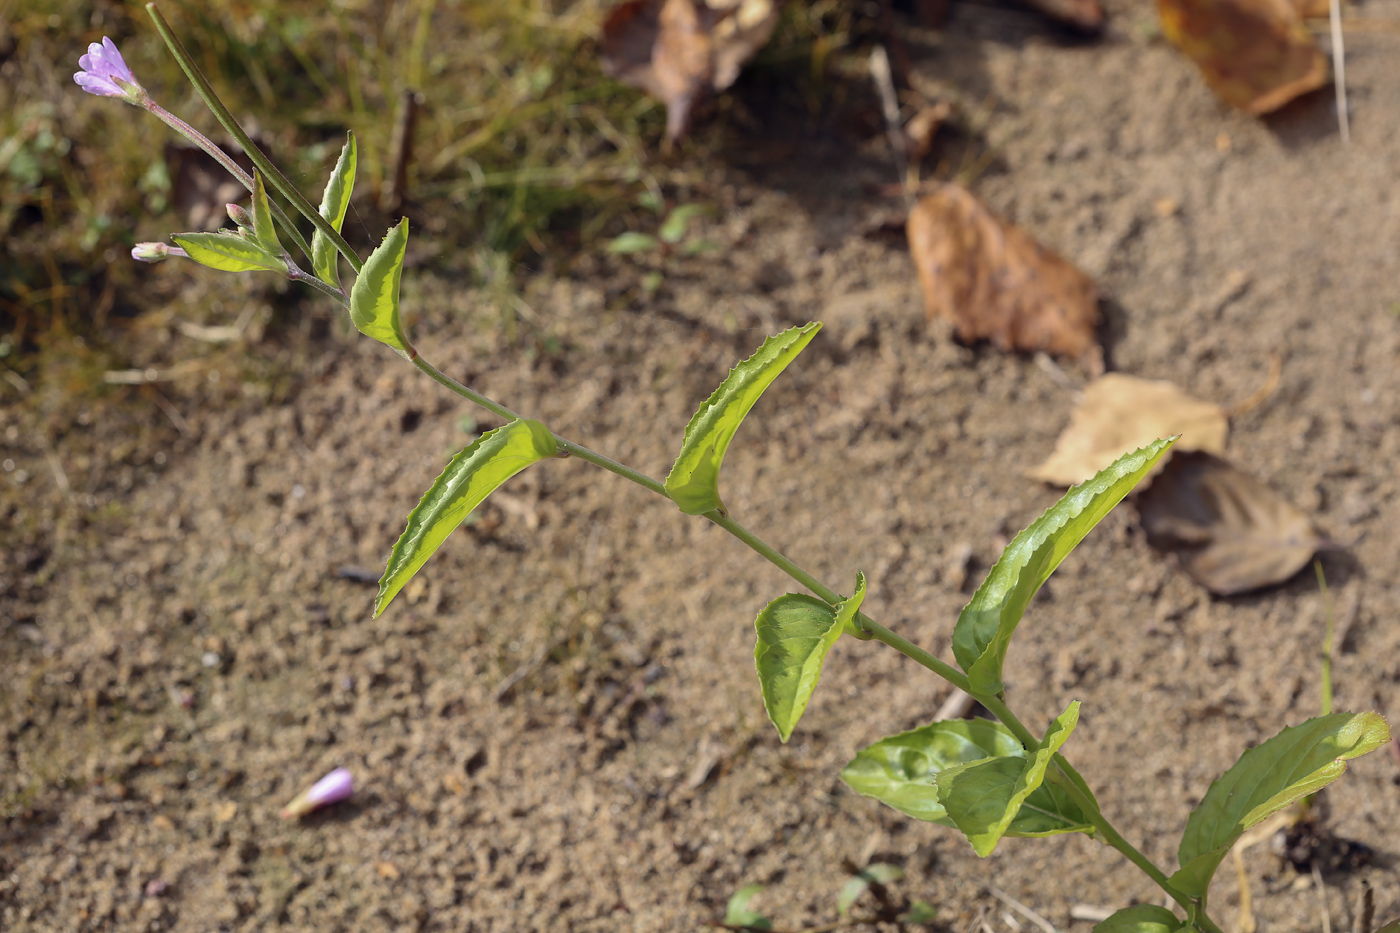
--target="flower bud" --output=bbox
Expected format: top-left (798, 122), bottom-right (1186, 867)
top-left (131, 242), bottom-right (189, 263)
top-left (227, 203), bottom-right (253, 229)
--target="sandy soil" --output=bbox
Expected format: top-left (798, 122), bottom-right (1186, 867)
top-left (6, 3), bottom-right (1400, 931)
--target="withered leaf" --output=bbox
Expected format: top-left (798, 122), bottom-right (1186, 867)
top-left (600, 0), bottom-right (779, 142)
top-left (1138, 451), bottom-right (1328, 595)
top-left (1032, 374), bottom-right (1228, 486)
top-left (907, 183), bottom-right (1101, 368)
top-left (1157, 0), bottom-right (1328, 115)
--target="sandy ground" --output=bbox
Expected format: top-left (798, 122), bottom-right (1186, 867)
top-left (5, 3), bottom-right (1400, 931)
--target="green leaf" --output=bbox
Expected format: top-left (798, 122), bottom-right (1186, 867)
top-left (375, 419), bottom-right (557, 617)
top-left (935, 702), bottom-right (1081, 856)
top-left (249, 171), bottom-right (282, 255)
top-left (1092, 905), bottom-right (1186, 933)
top-left (952, 438), bottom-right (1174, 696)
top-left (665, 323), bottom-right (821, 515)
top-left (660, 203), bottom-right (706, 244)
top-left (312, 131), bottom-right (356, 287)
top-left (840, 717), bottom-right (1093, 838)
top-left (607, 232), bottom-right (658, 254)
top-left (723, 884), bottom-right (771, 930)
top-left (172, 230), bottom-right (285, 274)
top-left (350, 218), bottom-right (413, 359)
top-left (754, 573), bottom-right (863, 743)
top-left (1171, 711), bottom-right (1390, 897)
top-left (899, 900), bottom-right (939, 924)
top-left (836, 863), bottom-right (903, 917)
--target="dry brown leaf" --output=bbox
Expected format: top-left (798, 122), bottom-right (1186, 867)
top-left (907, 183), bottom-right (1101, 368)
top-left (1138, 451), bottom-right (1328, 594)
top-left (1032, 374), bottom-right (1228, 486)
top-left (1157, 0), bottom-right (1328, 114)
top-left (600, 0), bottom-right (779, 142)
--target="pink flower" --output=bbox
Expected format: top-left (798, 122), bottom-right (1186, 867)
top-left (279, 767), bottom-right (354, 819)
top-left (74, 37), bottom-right (145, 102)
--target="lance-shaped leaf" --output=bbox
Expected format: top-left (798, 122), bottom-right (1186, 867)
top-left (754, 572), bottom-right (864, 742)
top-left (350, 218), bottom-right (413, 359)
top-left (312, 132), bottom-right (356, 288)
top-left (249, 171), bottom-right (283, 256)
top-left (375, 419), bottom-right (557, 617)
top-left (840, 717), bottom-right (1093, 838)
top-left (934, 701), bottom-right (1081, 857)
top-left (172, 230), bottom-right (286, 274)
top-left (665, 322), bottom-right (821, 515)
top-left (1092, 905), bottom-right (1187, 933)
top-left (952, 438), bottom-right (1173, 696)
top-left (1170, 711), bottom-right (1390, 897)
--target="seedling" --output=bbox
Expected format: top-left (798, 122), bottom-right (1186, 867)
top-left (83, 10), bottom-right (1393, 933)
top-left (607, 195), bottom-right (718, 294)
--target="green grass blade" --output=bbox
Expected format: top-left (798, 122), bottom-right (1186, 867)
top-left (952, 438), bottom-right (1174, 696)
top-left (312, 132), bottom-right (357, 288)
top-left (1092, 905), bottom-right (1187, 933)
top-left (665, 323), bottom-right (821, 515)
top-left (840, 717), bottom-right (1092, 837)
top-left (1170, 711), bottom-right (1390, 897)
top-left (350, 218), bottom-right (413, 359)
top-left (171, 231), bottom-right (285, 273)
top-left (375, 419), bottom-right (557, 617)
top-left (754, 572), bottom-right (864, 742)
top-left (934, 701), bottom-right (1080, 856)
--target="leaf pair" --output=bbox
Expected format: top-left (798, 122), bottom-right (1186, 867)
top-left (842, 707), bottom-right (1095, 857)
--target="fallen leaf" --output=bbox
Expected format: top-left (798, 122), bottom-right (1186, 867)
top-left (1138, 451), bottom-right (1328, 594)
top-left (907, 183), bottom-right (1101, 368)
top-left (1032, 374), bottom-right (1228, 486)
top-left (214, 800), bottom-right (238, 823)
top-left (1157, 0), bottom-right (1328, 114)
top-left (600, 0), bottom-right (779, 142)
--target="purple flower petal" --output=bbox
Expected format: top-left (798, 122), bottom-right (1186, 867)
top-left (74, 36), bottom-right (143, 100)
top-left (280, 767), bottom-right (354, 819)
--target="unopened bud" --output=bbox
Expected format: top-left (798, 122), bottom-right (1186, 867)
top-left (227, 203), bottom-right (253, 229)
top-left (131, 242), bottom-right (189, 263)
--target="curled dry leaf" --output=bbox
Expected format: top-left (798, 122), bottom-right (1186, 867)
top-left (1138, 451), bottom-right (1329, 595)
top-left (907, 183), bottom-right (1101, 369)
top-left (1032, 374), bottom-right (1228, 486)
top-left (1157, 0), bottom-right (1328, 114)
top-left (600, 0), bottom-right (779, 142)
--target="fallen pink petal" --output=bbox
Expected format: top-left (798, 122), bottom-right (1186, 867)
top-left (73, 36), bottom-right (145, 102)
top-left (279, 767), bottom-right (354, 820)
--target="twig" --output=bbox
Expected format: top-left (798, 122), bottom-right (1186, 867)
top-left (987, 886), bottom-right (1059, 933)
top-left (1314, 864), bottom-right (1332, 933)
top-left (1068, 905), bottom-right (1113, 922)
top-left (1329, 0), bottom-right (1349, 145)
top-left (934, 688), bottom-right (976, 721)
top-left (1354, 880), bottom-right (1374, 933)
top-left (868, 45), bottom-right (911, 203)
top-left (1233, 845), bottom-right (1256, 933)
top-left (1226, 353), bottom-right (1281, 418)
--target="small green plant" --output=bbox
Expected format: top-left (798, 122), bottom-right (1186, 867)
top-left (83, 9), bottom-right (1393, 933)
top-left (720, 863), bottom-right (937, 932)
top-left (607, 194), bottom-right (717, 295)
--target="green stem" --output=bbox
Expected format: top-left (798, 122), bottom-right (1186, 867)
top-left (146, 2), bottom-right (364, 275)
